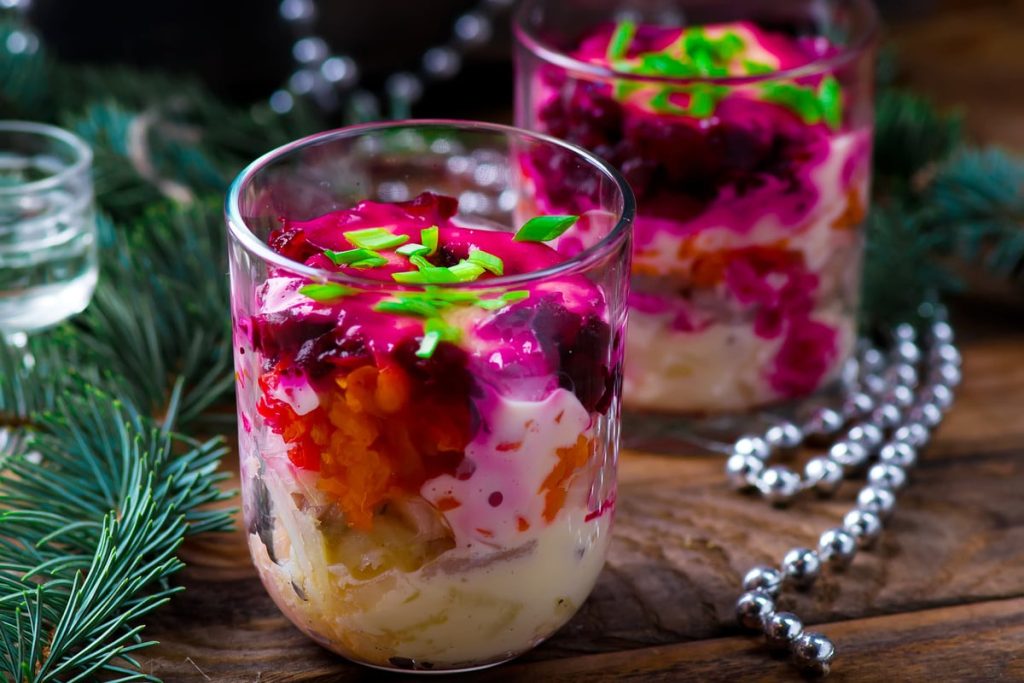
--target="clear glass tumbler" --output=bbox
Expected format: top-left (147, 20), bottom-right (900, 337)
top-left (0, 121), bottom-right (97, 336)
top-left (226, 121), bottom-right (633, 672)
top-left (515, 0), bottom-right (878, 434)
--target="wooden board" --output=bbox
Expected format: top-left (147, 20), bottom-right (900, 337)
top-left (139, 2), bottom-right (1024, 679)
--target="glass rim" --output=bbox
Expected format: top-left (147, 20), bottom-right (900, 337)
top-left (513, 0), bottom-right (881, 87)
top-left (225, 119), bottom-right (636, 290)
top-left (0, 120), bottom-right (93, 196)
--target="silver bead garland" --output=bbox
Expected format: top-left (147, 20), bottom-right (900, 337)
top-left (273, 0), bottom-right (516, 118)
top-left (732, 310), bottom-right (960, 676)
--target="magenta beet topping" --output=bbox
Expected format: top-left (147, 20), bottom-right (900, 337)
top-left (519, 20), bottom-right (872, 413)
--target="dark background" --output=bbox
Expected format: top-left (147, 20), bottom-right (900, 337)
top-left (25, 0), bottom-right (935, 121)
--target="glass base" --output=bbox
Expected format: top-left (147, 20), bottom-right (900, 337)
top-left (355, 654), bottom-right (518, 675)
top-left (622, 379), bottom-right (848, 455)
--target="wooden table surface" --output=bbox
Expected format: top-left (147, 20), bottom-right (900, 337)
top-left (142, 2), bottom-right (1024, 680)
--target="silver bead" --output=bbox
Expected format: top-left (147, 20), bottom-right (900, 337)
top-left (781, 547), bottom-right (821, 588)
top-left (896, 340), bottom-right (921, 364)
top-left (735, 434), bottom-right (771, 460)
top-left (292, 36), bottom-right (329, 64)
top-left (736, 591), bottom-right (775, 630)
top-left (818, 527), bottom-right (857, 569)
top-left (268, 89), bottom-right (294, 114)
top-left (726, 453), bottom-right (764, 490)
top-left (279, 0), bottom-right (315, 21)
top-left (804, 456), bottom-right (844, 496)
top-left (860, 373), bottom-right (888, 396)
top-left (879, 441), bottom-right (918, 469)
top-left (842, 391), bottom-right (875, 418)
top-left (889, 362), bottom-right (919, 389)
top-left (908, 402), bottom-right (943, 428)
top-left (828, 440), bottom-right (869, 468)
top-left (847, 423), bottom-right (884, 451)
top-left (932, 362), bottom-right (962, 388)
top-left (843, 509), bottom-right (882, 547)
top-left (885, 384), bottom-right (915, 409)
top-left (804, 407), bottom-right (844, 443)
top-left (857, 485), bottom-right (896, 520)
top-left (764, 611), bottom-right (804, 650)
top-left (454, 12), bottom-right (492, 45)
top-left (925, 383), bottom-right (955, 411)
top-left (931, 320), bottom-right (954, 344)
top-left (764, 421), bottom-right (803, 455)
top-left (931, 343), bottom-right (961, 367)
top-left (321, 56), bottom-right (358, 86)
top-left (893, 323), bottom-right (916, 343)
top-left (871, 403), bottom-right (903, 430)
top-left (841, 357), bottom-right (860, 386)
top-left (422, 46), bottom-right (462, 79)
top-left (792, 631), bottom-right (836, 677)
top-left (757, 466), bottom-right (802, 505)
top-left (742, 566), bottom-right (783, 598)
top-left (288, 68), bottom-right (317, 95)
top-left (386, 72), bottom-right (424, 103)
top-left (867, 463), bottom-right (907, 491)
top-left (858, 346), bottom-right (885, 372)
top-left (893, 423), bottom-right (929, 449)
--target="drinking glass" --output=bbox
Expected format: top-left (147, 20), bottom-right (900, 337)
top-left (0, 121), bottom-right (97, 340)
top-left (515, 0), bottom-right (878, 442)
top-left (226, 120), bottom-right (633, 672)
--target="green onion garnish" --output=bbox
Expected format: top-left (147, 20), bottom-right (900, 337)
top-left (324, 248), bottom-right (389, 269)
top-left (415, 318), bottom-right (461, 359)
top-left (397, 242), bottom-right (430, 258)
top-left (467, 247), bottom-right (504, 275)
top-left (650, 89), bottom-right (688, 115)
top-left (514, 215), bottom-right (579, 242)
top-left (343, 226), bottom-right (410, 251)
top-left (762, 82), bottom-right (823, 125)
top-left (421, 226), bottom-right (439, 255)
top-left (818, 76), bottom-right (843, 130)
top-left (374, 298), bottom-right (440, 317)
top-left (448, 260), bottom-right (486, 282)
top-left (606, 20), bottom-right (637, 62)
top-left (743, 59), bottom-right (774, 75)
top-left (392, 266), bottom-right (459, 284)
top-left (415, 329), bottom-right (441, 359)
top-left (478, 290), bottom-right (530, 311)
top-left (298, 283), bottom-right (356, 301)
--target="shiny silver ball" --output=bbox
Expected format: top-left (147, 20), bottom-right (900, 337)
top-left (764, 611), bottom-right (804, 651)
top-left (860, 373), bottom-right (888, 397)
top-left (726, 453), bottom-right (764, 490)
top-left (893, 423), bottom-right (929, 449)
top-left (887, 363), bottom-right (919, 390)
top-left (792, 631), bottom-right (836, 676)
top-left (932, 362), bottom-right (962, 388)
top-left (804, 407), bottom-right (844, 443)
top-left (871, 403), bottom-right (903, 430)
top-left (422, 46), bottom-right (462, 79)
top-left (879, 441), bottom-right (918, 468)
top-left (885, 385), bottom-right (915, 409)
top-left (385, 72), bottom-right (424, 102)
top-left (781, 547), bottom-right (821, 589)
top-left (757, 466), bottom-right (802, 505)
top-left (454, 12), bottom-right (493, 45)
top-left (859, 346), bottom-right (885, 372)
top-left (931, 343), bottom-right (961, 367)
top-left (931, 320), bottom-right (954, 344)
top-left (909, 402), bottom-right (943, 428)
top-left (736, 590), bottom-right (775, 630)
top-left (735, 434), bottom-right (771, 460)
top-left (742, 565), bottom-right (783, 598)
top-left (804, 456), bottom-right (844, 497)
top-left (765, 421), bottom-right (803, 455)
top-left (847, 423), bottom-right (884, 451)
top-left (843, 509), bottom-right (883, 547)
top-left (926, 383), bottom-right (955, 411)
top-left (857, 485), bottom-right (896, 520)
top-left (896, 340), bottom-right (922, 364)
top-left (841, 357), bottom-right (860, 385)
top-left (842, 391), bottom-right (875, 418)
top-left (829, 440), bottom-right (869, 468)
top-left (818, 527), bottom-right (857, 569)
top-left (868, 463), bottom-right (907, 491)
top-left (893, 322), bottom-right (917, 343)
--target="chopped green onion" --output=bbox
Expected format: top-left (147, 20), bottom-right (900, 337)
top-left (298, 283), bottom-right (356, 301)
top-left (762, 82), bottom-right (822, 125)
top-left (613, 80), bottom-right (644, 100)
top-left (397, 242), bottom-right (430, 258)
top-left (606, 20), bottom-right (637, 62)
top-left (636, 53), bottom-right (697, 77)
top-left (514, 215), bottom-right (580, 242)
top-left (818, 76), bottom-right (843, 130)
top-left (374, 298), bottom-right (440, 317)
top-left (324, 248), bottom-right (382, 265)
top-left (467, 247), bottom-right (504, 275)
top-left (743, 59), bottom-right (774, 75)
top-left (415, 318), bottom-right (461, 359)
top-left (448, 260), bottom-right (486, 282)
top-left (343, 226), bottom-right (410, 251)
top-left (421, 226), bottom-right (439, 255)
top-left (392, 266), bottom-right (459, 284)
top-left (351, 255), bottom-right (389, 268)
top-left (410, 287), bottom-right (480, 305)
top-left (716, 32), bottom-right (745, 60)
top-left (478, 290), bottom-right (530, 311)
top-left (409, 254), bottom-right (433, 271)
top-left (502, 290), bottom-right (530, 303)
top-left (650, 89), bottom-right (688, 115)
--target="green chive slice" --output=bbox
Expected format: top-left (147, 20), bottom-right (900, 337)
top-left (467, 247), bottom-right (504, 275)
top-left (343, 227), bottom-right (410, 251)
top-left (448, 260), bottom-right (486, 282)
top-left (298, 283), bottom-right (356, 301)
top-left (397, 242), bottom-right (431, 258)
top-left (514, 215), bottom-right (580, 242)
top-left (421, 226), bottom-right (439, 255)
top-left (607, 20), bottom-right (637, 62)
